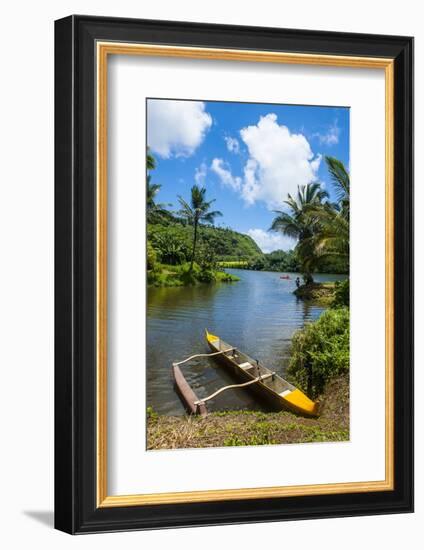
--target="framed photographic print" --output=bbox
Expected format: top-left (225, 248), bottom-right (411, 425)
top-left (54, 15), bottom-right (414, 534)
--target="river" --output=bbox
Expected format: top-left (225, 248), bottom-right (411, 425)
top-left (147, 269), bottom-right (346, 415)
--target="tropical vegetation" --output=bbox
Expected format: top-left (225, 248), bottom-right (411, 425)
top-left (177, 184), bottom-right (222, 270)
top-left (270, 156), bottom-right (350, 282)
top-left (147, 152), bottom-right (247, 286)
top-left (287, 306), bottom-right (349, 399)
top-left (149, 223), bottom-right (262, 264)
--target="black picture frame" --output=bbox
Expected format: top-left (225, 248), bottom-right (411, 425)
top-left (55, 14), bottom-right (414, 534)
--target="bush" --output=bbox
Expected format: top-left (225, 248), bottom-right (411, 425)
top-left (217, 272), bottom-right (240, 283)
top-left (147, 261), bottom-right (240, 287)
top-left (197, 243), bottom-right (217, 271)
top-left (147, 241), bottom-right (157, 270)
top-left (332, 279), bottom-right (349, 308)
top-left (287, 307), bottom-right (349, 398)
top-left (196, 269), bottom-right (216, 283)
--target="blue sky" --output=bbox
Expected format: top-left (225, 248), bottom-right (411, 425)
top-left (147, 98), bottom-right (349, 253)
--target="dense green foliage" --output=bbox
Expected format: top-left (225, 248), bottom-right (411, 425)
top-left (148, 223), bottom-right (263, 265)
top-left (147, 261), bottom-right (239, 287)
top-left (177, 184), bottom-right (222, 270)
top-left (249, 249), bottom-right (300, 272)
top-left (147, 154), bottom-right (255, 285)
top-left (147, 241), bottom-right (157, 270)
top-left (287, 307), bottom-right (350, 398)
top-left (228, 248), bottom-right (346, 274)
top-left (332, 279), bottom-right (350, 308)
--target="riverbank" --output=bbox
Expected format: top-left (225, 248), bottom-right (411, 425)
top-left (293, 281), bottom-right (336, 305)
top-left (147, 375), bottom-right (349, 450)
top-left (147, 270), bottom-right (343, 414)
top-left (147, 262), bottom-right (240, 287)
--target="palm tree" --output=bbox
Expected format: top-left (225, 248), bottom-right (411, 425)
top-left (301, 157), bottom-right (350, 269)
top-left (178, 184), bottom-right (222, 270)
top-left (270, 182), bottom-right (328, 238)
top-left (270, 182), bottom-right (328, 280)
top-left (298, 203), bottom-right (349, 268)
top-left (324, 156), bottom-right (350, 219)
top-left (146, 176), bottom-right (172, 223)
top-left (147, 148), bottom-right (156, 170)
top-left (146, 150), bottom-right (172, 223)
top-left (147, 148), bottom-right (158, 219)
top-left (146, 175), bottom-right (160, 214)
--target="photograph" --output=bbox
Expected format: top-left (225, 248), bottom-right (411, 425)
top-left (146, 98), bottom-right (350, 450)
top-left (51, 12), bottom-right (413, 535)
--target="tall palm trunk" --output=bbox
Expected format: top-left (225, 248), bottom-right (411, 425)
top-left (190, 218), bottom-right (199, 271)
top-left (304, 272), bottom-right (314, 285)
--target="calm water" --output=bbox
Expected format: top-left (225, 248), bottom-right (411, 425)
top-left (147, 270), bottom-right (346, 415)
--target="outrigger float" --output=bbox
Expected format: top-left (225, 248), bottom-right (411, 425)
top-left (172, 330), bottom-right (319, 418)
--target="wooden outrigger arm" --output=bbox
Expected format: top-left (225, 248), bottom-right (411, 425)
top-left (172, 348), bottom-right (236, 417)
top-left (194, 372), bottom-right (275, 406)
top-left (173, 348), bottom-right (236, 367)
top-left (172, 347), bottom-right (276, 416)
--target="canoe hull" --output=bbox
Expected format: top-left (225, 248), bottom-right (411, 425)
top-left (205, 341), bottom-right (285, 411)
top-left (172, 364), bottom-right (208, 417)
top-left (206, 331), bottom-right (319, 417)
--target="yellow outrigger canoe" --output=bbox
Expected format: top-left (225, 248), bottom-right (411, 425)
top-left (205, 330), bottom-right (319, 417)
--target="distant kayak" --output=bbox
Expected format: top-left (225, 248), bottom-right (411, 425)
top-left (280, 275), bottom-right (291, 280)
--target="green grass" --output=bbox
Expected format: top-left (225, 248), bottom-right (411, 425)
top-left (146, 375), bottom-right (349, 450)
top-left (147, 262), bottom-right (240, 287)
top-left (217, 261), bottom-right (249, 268)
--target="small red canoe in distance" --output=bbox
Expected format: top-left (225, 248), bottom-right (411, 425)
top-left (280, 275), bottom-right (291, 279)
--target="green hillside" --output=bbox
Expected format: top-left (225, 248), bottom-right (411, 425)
top-left (148, 222), bottom-right (263, 264)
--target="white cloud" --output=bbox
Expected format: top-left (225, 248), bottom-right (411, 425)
top-left (239, 113), bottom-right (321, 208)
top-left (314, 119), bottom-right (340, 146)
top-left (210, 158), bottom-right (242, 191)
top-left (224, 136), bottom-right (240, 154)
top-left (247, 228), bottom-right (296, 253)
top-left (147, 100), bottom-right (212, 158)
top-left (194, 162), bottom-right (207, 185)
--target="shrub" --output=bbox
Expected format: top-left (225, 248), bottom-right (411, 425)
top-left (197, 243), bottom-right (217, 271)
top-left (196, 269), bottom-right (216, 283)
top-left (217, 272), bottom-right (240, 283)
top-left (147, 241), bottom-right (157, 270)
top-left (287, 307), bottom-right (349, 398)
top-left (332, 279), bottom-right (349, 308)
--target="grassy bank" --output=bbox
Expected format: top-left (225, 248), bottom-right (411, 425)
top-left (147, 375), bottom-right (349, 450)
top-left (217, 260), bottom-right (249, 268)
top-left (293, 281), bottom-right (336, 305)
top-left (293, 279), bottom-right (349, 307)
top-left (147, 262), bottom-right (240, 287)
top-left (287, 306), bottom-right (349, 398)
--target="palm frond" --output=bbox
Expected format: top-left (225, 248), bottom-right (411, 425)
top-left (325, 156), bottom-right (350, 204)
top-left (146, 148), bottom-right (156, 171)
top-left (202, 210), bottom-right (223, 224)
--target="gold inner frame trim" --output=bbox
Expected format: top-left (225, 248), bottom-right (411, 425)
top-left (96, 41), bottom-right (395, 508)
